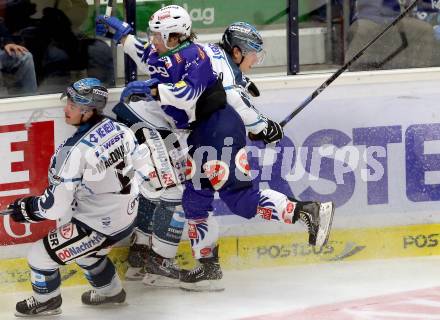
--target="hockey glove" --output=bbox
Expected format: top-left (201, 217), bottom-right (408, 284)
top-left (7, 197), bottom-right (45, 223)
top-left (96, 15), bottom-right (132, 44)
top-left (120, 79), bottom-right (160, 103)
top-left (248, 118), bottom-right (283, 144)
top-left (244, 76), bottom-right (260, 97)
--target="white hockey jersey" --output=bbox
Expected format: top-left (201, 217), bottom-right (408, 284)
top-left (31, 116), bottom-right (153, 237)
top-left (202, 43), bottom-right (267, 135)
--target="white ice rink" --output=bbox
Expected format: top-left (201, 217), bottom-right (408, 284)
top-left (0, 256), bottom-right (439, 320)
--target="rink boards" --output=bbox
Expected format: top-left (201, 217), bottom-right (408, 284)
top-left (0, 223), bottom-right (439, 292)
top-left (0, 68), bottom-right (439, 290)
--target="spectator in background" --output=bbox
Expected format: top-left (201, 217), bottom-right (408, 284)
top-left (19, 3), bottom-right (115, 93)
top-left (0, 20), bottom-right (37, 96)
top-left (346, 0), bottom-right (440, 70)
top-left (1, 0), bottom-right (114, 94)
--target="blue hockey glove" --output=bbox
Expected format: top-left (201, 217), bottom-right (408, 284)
top-left (95, 15), bottom-right (132, 44)
top-left (7, 197), bottom-right (45, 223)
top-left (120, 78), bottom-right (160, 103)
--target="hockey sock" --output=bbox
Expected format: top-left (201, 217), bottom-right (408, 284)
top-left (80, 257), bottom-right (122, 297)
top-left (187, 214), bottom-right (219, 260)
top-left (257, 189), bottom-right (296, 224)
top-left (30, 266), bottom-right (61, 302)
top-left (136, 195), bottom-right (157, 237)
top-left (152, 201), bottom-right (185, 258)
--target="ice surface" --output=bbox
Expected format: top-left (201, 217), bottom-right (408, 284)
top-left (1, 256), bottom-right (439, 320)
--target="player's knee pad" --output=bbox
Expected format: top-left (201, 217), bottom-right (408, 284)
top-left (188, 214), bottom-right (219, 259)
top-left (151, 200), bottom-right (185, 258)
top-left (28, 239), bottom-right (60, 270)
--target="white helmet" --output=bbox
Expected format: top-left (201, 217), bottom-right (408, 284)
top-left (148, 5), bottom-right (192, 43)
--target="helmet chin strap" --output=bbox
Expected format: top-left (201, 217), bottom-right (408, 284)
top-left (232, 46), bottom-right (245, 67)
top-left (75, 108), bottom-right (92, 126)
top-left (238, 55), bottom-right (245, 66)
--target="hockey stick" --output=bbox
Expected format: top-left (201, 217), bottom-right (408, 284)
top-left (279, 0), bottom-right (417, 127)
top-left (105, 0), bottom-right (113, 16)
top-left (0, 209), bottom-right (13, 216)
top-left (376, 30), bottom-right (408, 68)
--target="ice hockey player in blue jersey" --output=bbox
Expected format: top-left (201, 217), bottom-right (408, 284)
top-left (110, 23), bottom-right (285, 287)
top-left (97, 6), bottom-right (335, 292)
top-left (6, 78), bottom-right (152, 316)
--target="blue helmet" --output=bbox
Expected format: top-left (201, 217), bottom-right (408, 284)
top-left (61, 78), bottom-right (108, 113)
top-left (221, 22), bottom-right (264, 55)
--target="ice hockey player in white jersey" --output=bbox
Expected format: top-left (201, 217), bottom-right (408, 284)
top-left (203, 22), bottom-right (284, 144)
top-left (6, 78), bottom-right (152, 316)
top-left (112, 98), bottom-right (187, 287)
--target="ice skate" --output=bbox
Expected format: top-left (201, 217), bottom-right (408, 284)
top-left (293, 200), bottom-right (335, 248)
top-left (81, 288), bottom-right (126, 306)
top-left (125, 243), bottom-right (149, 281)
top-left (15, 295), bottom-right (62, 317)
top-left (179, 247), bottom-right (224, 292)
top-left (142, 248), bottom-right (180, 288)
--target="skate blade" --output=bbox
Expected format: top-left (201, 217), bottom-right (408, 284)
top-left (15, 308), bottom-right (62, 317)
top-left (142, 273), bottom-right (180, 288)
top-left (82, 302), bottom-right (128, 308)
top-left (180, 280), bottom-right (225, 292)
top-left (316, 201), bottom-right (335, 249)
top-left (125, 267), bottom-right (146, 281)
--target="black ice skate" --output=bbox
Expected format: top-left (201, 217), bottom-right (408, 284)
top-left (179, 247), bottom-right (224, 292)
top-left (81, 289), bottom-right (126, 306)
top-left (125, 243), bottom-right (149, 281)
top-left (142, 248), bottom-right (181, 288)
top-left (293, 200), bottom-right (335, 248)
top-left (15, 295), bottom-right (62, 317)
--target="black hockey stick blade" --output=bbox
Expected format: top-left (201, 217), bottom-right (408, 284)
top-left (280, 0), bottom-right (418, 127)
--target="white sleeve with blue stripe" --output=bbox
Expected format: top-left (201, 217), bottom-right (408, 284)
top-left (203, 43), bottom-right (267, 134)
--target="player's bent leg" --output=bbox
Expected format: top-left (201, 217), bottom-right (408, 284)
top-left (257, 189), bottom-right (335, 248)
top-left (78, 254), bottom-right (126, 306)
top-left (142, 200), bottom-right (185, 288)
top-left (179, 213), bottom-right (224, 292)
top-left (125, 196), bottom-right (157, 281)
top-left (37, 221), bottom-right (128, 307)
top-left (15, 240), bottom-right (63, 317)
top-left (223, 188), bottom-right (335, 249)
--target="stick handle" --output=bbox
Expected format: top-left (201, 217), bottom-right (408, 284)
top-left (280, 0), bottom-right (417, 127)
top-left (105, 0), bottom-right (113, 16)
top-left (0, 209), bottom-right (13, 216)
